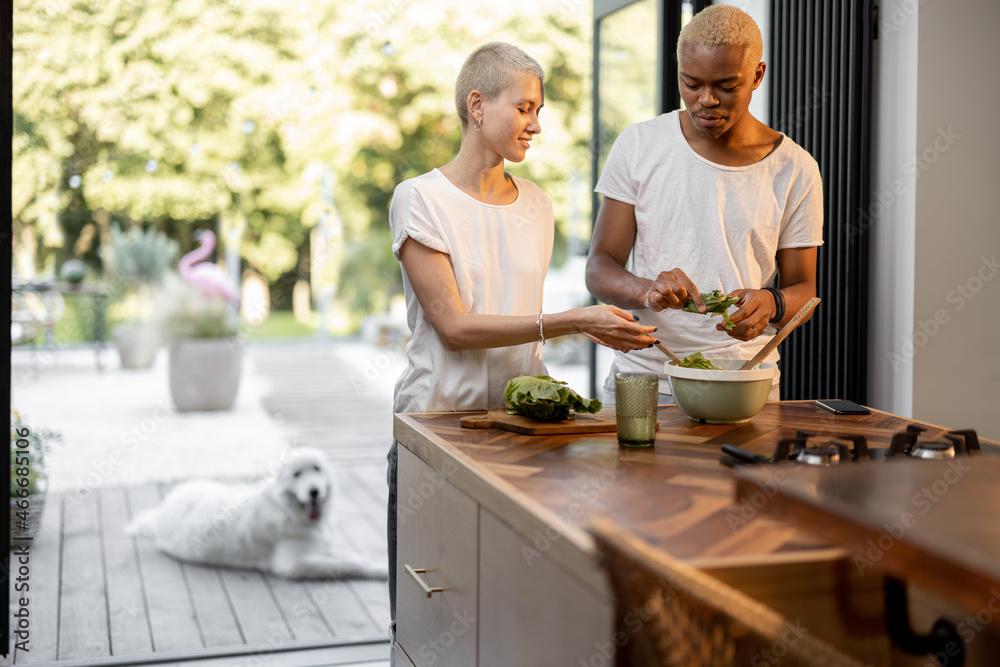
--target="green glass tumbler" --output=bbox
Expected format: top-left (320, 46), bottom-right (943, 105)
top-left (614, 372), bottom-right (658, 447)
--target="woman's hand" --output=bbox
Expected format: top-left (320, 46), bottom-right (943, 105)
top-left (721, 289), bottom-right (776, 340)
top-left (577, 305), bottom-right (658, 353)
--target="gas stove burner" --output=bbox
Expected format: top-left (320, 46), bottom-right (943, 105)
top-left (795, 445), bottom-right (841, 466)
top-left (909, 441), bottom-right (955, 460)
top-left (719, 425), bottom-right (983, 467)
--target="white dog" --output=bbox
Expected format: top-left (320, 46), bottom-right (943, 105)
top-left (126, 447), bottom-right (388, 580)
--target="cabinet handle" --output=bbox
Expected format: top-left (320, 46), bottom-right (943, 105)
top-left (404, 565), bottom-right (443, 597)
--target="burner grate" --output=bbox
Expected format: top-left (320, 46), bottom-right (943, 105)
top-left (720, 425), bottom-right (982, 467)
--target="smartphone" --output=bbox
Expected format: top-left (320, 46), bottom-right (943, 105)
top-left (815, 399), bottom-right (871, 415)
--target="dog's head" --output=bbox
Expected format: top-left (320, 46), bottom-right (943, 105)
top-left (276, 447), bottom-right (335, 523)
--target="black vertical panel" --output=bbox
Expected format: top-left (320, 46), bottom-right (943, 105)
top-left (661, 0), bottom-right (683, 114)
top-left (769, 0), bottom-right (875, 402)
top-left (2, 0), bottom-right (12, 650)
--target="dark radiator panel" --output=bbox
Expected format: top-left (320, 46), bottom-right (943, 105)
top-left (769, 0), bottom-right (876, 402)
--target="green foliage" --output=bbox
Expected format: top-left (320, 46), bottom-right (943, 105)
top-left (504, 375), bottom-right (602, 422)
top-left (59, 259), bottom-right (87, 283)
top-left (155, 272), bottom-right (239, 339)
top-left (683, 290), bottom-right (740, 330)
top-left (10, 410), bottom-right (59, 498)
top-left (13, 0), bottom-right (593, 331)
top-left (107, 223), bottom-right (179, 290)
top-left (678, 351), bottom-right (722, 370)
top-left (246, 311), bottom-right (316, 340)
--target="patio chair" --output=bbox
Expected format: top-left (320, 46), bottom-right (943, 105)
top-left (11, 287), bottom-right (64, 346)
top-left (589, 516), bottom-right (869, 667)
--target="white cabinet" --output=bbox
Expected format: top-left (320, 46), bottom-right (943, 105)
top-left (396, 446), bottom-right (478, 667)
top-left (396, 446), bottom-right (614, 666)
top-left (478, 508), bottom-right (613, 667)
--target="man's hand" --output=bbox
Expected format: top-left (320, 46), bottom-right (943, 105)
top-left (644, 269), bottom-right (706, 313)
top-left (721, 289), bottom-right (775, 340)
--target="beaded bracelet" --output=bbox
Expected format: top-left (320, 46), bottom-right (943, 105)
top-left (763, 286), bottom-right (785, 324)
top-left (536, 312), bottom-right (545, 345)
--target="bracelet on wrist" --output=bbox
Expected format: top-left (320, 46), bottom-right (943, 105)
top-left (763, 286), bottom-right (785, 324)
top-left (536, 312), bottom-right (545, 345)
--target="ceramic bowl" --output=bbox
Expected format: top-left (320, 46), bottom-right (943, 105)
top-left (663, 358), bottom-right (777, 424)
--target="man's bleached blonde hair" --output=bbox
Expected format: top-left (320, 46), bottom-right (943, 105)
top-left (677, 5), bottom-right (763, 67)
top-left (454, 42), bottom-right (544, 129)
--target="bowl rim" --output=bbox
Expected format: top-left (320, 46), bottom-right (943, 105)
top-left (664, 358), bottom-right (777, 382)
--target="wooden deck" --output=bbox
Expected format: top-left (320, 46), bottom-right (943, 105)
top-left (6, 341), bottom-right (395, 666)
top-left (5, 468), bottom-right (390, 666)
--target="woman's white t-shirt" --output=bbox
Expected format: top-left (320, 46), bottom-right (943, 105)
top-left (389, 168), bottom-right (553, 414)
top-left (595, 110), bottom-right (824, 393)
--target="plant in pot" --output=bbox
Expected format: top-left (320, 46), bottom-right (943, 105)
top-left (10, 410), bottom-right (60, 546)
top-left (156, 229), bottom-right (243, 412)
top-left (59, 259), bottom-right (88, 287)
top-left (105, 224), bottom-right (179, 369)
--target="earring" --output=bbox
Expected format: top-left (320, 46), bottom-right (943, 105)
top-left (475, 118), bottom-right (481, 132)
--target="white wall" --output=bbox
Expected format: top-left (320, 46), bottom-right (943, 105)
top-left (868, 0), bottom-right (918, 418)
top-left (712, 0), bottom-right (770, 123)
top-left (871, 0), bottom-right (1000, 439)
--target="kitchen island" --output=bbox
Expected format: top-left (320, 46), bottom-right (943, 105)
top-left (392, 401), bottom-right (995, 666)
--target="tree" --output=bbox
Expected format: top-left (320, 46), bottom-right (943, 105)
top-left (13, 0), bottom-right (592, 330)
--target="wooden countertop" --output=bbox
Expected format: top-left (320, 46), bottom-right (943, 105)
top-left (394, 400), bottom-right (989, 592)
top-left (734, 456), bottom-right (1000, 615)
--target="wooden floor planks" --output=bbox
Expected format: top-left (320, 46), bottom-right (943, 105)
top-left (4, 469), bottom-right (390, 665)
top-left (100, 485), bottom-right (155, 657)
top-left (5, 342), bottom-right (395, 665)
top-left (58, 489), bottom-right (109, 660)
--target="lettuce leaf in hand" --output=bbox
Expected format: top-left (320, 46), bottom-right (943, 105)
top-left (503, 375), bottom-right (602, 422)
top-left (682, 290), bottom-right (740, 330)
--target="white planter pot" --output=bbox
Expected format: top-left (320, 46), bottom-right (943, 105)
top-left (168, 337), bottom-right (243, 411)
top-left (113, 321), bottom-right (160, 369)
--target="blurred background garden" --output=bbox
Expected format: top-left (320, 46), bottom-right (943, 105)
top-left (11, 0), bottom-right (657, 351)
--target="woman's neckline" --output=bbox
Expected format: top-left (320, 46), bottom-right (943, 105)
top-left (434, 168), bottom-right (520, 208)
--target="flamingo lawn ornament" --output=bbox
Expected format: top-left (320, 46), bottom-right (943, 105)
top-left (178, 229), bottom-right (240, 303)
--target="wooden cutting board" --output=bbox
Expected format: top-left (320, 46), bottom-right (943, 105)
top-left (460, 409), bottom-right (659, 435)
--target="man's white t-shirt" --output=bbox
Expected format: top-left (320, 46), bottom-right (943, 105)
top-left (595, 110), bottom-right (824, 394)
top-left (390, 168), bottom-right (553, 414)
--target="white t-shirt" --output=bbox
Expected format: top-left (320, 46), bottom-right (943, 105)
top-left (390, 168), bottom-right (553, 414)
top-left (595, 110), bottom-right (824, 393)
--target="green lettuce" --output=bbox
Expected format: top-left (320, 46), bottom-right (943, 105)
top-left (503, 375), bottom-right (602, 422)
top-left (678, 351), bottom-right (721, 370)
top-left (683, 290), bottom-right (740, 330)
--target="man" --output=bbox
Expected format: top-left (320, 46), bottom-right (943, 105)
top-left (585, 4), bottom-right (823, 400)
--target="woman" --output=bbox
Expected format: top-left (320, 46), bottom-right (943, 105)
top-left (387, 41), bottom-right (655, 640)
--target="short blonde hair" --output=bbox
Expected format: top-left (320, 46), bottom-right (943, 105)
top-left (454, 42), bottom-right (544, 129)
top-left (677, 5), bottom-right (763, 67)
